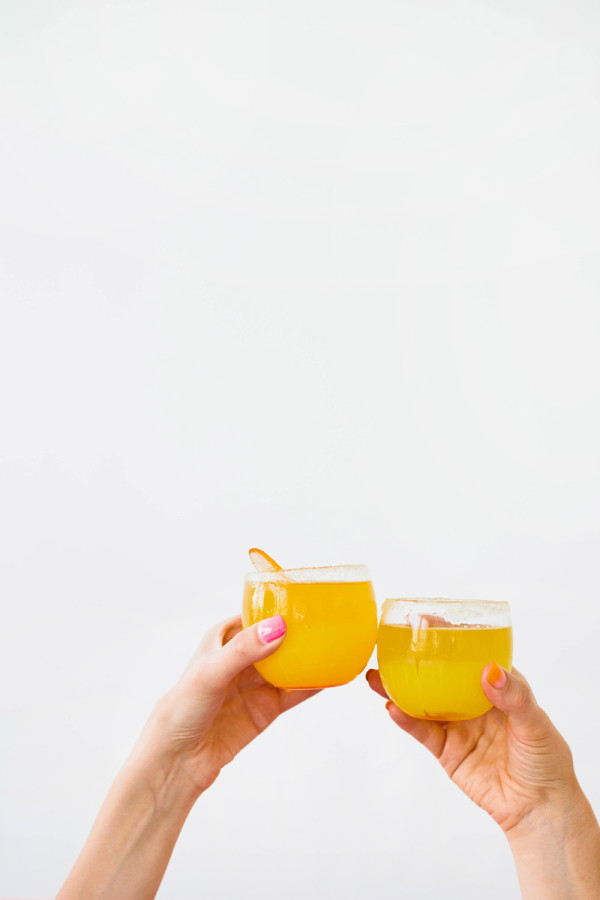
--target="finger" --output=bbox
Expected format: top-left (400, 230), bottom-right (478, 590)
top-left (181, 616), bottom-right (242, 677)
top-left (203, 615), bottom-right (287, 692)
top-left (386, 703), bottom-right (448, 759)
top-left (366, 668), bottom-right (389, 700)
top-left (219, 617), bottom-right (243, 645)
top-left (365, 670), bottom-right (447, 759)
top-left (481, 663), bottom-right (547, 736)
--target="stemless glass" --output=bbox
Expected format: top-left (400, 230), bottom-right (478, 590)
top-left (377, 598), bottom-right (512, 721)
top-left (242, 565), bottom-right (377, 690)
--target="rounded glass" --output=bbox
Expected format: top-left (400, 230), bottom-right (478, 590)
top-left (242, 565), bottom-right (377, 689)
top-left (377, 598), bottom-right (512, 721)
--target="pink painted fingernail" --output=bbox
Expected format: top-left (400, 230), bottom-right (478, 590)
top-left (487, 661), bottom-right (507, 689)
top-left (257, 615), bottom-right (286, 644)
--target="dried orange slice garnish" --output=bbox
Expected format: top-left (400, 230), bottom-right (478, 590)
top-left (249, 547), bottom-right (283, 573)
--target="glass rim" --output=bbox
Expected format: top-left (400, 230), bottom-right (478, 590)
top-left (245, 564), bottom-right (371, 584)
top-left (383, 597), bottom-right (510, 606)
top-left (381, 597), bottom-right (511, 626)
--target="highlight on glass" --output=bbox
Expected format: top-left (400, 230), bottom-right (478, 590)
top-left (377, 598), bottom-right (512, 721)
top-left (242, 548), bottom-right (377, 690)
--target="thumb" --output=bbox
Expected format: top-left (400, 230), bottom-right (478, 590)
top-left (205, 615), bottom-right (286, 692)
top-left (482, 663), bottom-right (546, 735)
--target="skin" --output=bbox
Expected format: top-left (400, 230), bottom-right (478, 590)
top-left (56, 615), bottom-right (318, 900)
top-left (56, 616), bottom-right (600, 900)
top-left (367, 664), bottom-right (600, 899)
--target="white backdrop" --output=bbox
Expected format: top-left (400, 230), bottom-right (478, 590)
top-left (1, 2), bottom-right (599, 898)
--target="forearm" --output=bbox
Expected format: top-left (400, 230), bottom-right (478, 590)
top-left (507, 788), bottom-right (600, 900)
top-left (56, 747), bottom-right (200, 900)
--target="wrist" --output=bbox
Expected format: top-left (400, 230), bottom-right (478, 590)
top-left (124, 738), bottom-right (203, 817)
top-left (126, 691), bottom-right (222, 805)
top-left (506, 784), bottom-right (595, 849)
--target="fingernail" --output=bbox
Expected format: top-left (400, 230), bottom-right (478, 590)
top-left (487, 661), bottom-right (507, 689)
top-left (257, 615), bottom-right (286, 644)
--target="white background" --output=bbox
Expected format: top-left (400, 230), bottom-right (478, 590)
top-left (1, 1), bottom-right (599, 898)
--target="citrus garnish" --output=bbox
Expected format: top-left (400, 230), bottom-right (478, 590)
top-left (249, 547), bottom-right (284, 573)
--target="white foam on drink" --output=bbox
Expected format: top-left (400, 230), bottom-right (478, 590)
top-left (245, 564), bottom-right (371, 584)
top-left (382, 598), bottom-right (511, 627)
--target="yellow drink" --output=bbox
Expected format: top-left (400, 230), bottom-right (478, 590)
top-left (378, 599), bottom-right (512, 721)
top-left (243, 566), bottom-right (377, 689)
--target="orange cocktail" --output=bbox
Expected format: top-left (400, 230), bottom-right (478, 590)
top-left (377, 599), bottom-right (512, 721)
top-left (243, 564), bottom-right (377, 690)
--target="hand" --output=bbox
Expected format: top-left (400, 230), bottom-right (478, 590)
top-left (367, 663), bottom-right (600, 899)
top-left (57, 614), bottom-right (318, 900)
top-left (136, 614), bottom-right (318, 795)
top-left (367, 663), bottom-right (576, 832)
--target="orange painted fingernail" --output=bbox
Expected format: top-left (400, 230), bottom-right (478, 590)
top-left (487, 661), bottom-right (507, 688)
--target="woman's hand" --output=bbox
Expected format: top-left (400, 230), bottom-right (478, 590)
top-left (137, 614), bottom-right (318, 793)
top-left (367, 663), bottom-right (600, 899)
top-left (368, 663), bottom-right (573, 832)
top-left (57, 614), bottom-right (317, 900)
